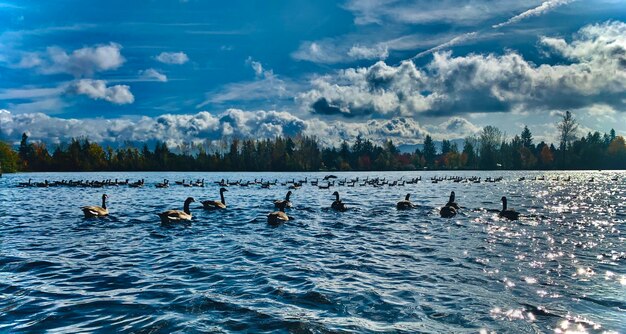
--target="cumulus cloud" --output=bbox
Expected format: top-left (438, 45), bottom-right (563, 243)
top-left (16, 43), bottom-right (125, 77)
top-left (67, 79), bottom-right (134, 104)
top-left (297, 21), bottom-right (626, 118)
top-left (155, 51), bottom-right (189, 64)
top-left (0, 108), bottom-right (480, 147)
top-left (297, 60), bottom-right (431, 117)
top-left (139, 68), bottom-right (167, 82)
top-left (493, 0), bottom-right (575, 28)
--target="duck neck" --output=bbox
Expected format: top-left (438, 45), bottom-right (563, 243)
top-left (286, 192), bottom-right (291, 201)
top-left (101, 197), bottom-right (107, 209)
top-left (335, 193), bottom-right (340, 202)
top-left (405, 194), bottom-right (410, 201)
top-left (220, 190), bottom-right (225, 205)
top-left (502, 198), bottom-right (507, 211)
top-left (184, 201), bottom-right (191, 214)
top-left (449, 193), bottom-right (455, 203)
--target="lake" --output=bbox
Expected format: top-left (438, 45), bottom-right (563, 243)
top-left (0, 171), bottom-right (624, 333)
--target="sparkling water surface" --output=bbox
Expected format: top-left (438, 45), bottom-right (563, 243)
top-left (1, 171), bottom-right (624, 333)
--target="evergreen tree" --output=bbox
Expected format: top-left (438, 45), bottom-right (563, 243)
top-left (422, 135), bottom-right (436, 168)
top-left (521, 125), bottom-right (533, 149)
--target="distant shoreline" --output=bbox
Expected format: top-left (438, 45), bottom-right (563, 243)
top-left (5, 169), bottom-right (624, 174)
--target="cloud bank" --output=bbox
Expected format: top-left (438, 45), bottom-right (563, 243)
top-left (297, 21), bottom-right (626, 118)
top-left (0, 109), bottom-right (480, 147)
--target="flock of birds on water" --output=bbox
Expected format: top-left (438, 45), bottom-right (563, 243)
top-left (14, 173), bottom-right (621, 225)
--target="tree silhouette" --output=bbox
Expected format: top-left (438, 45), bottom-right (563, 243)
top-left (557, 111), bottom-right (578, 168)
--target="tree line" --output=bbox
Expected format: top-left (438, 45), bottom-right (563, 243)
top-left (1, 111), bottom-right (625, 173)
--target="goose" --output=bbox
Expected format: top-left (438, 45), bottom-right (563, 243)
top-left (267, 202), bottom-right (289, 225)
top-left (439, 204), bottom-right (456, 218)
top-left (155, 179), bottom-right (169, 188)
top-left (439, 191), bottom-right (459, 218)
top-left (331, 191), bottom-right (348, 212)
top-left (274, 191), bottom-right (293, 208)
top-left (81, 194), bottom-right (109, 218)
top-left (499, 196), bottom-right (520, 220)
top-left (396, 193), bottom-right (416, 210)
top-left (201, 187), bottom-right (228, 209)
top-left (445, 191), bottom-right (460, 209)
top-left (158, 197), bottom-right (195, 223)
top-left (17, 179), bottom-right (32, 187)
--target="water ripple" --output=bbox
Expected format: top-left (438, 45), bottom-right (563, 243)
top-left (1, 171), bottom-right (624, 333)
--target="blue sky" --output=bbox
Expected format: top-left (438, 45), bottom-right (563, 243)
top-left (1, 0), bottom-right (625, 147)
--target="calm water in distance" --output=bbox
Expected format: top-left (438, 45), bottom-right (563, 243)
top-left (1, 171), bottom-right (624, 333)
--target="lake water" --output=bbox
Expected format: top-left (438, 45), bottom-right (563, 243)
top-left (0, 171), bottom-right (624, 333)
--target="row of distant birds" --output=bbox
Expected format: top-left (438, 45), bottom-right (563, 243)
top-left (17, 173), bottom-right (619, 189)
top-left (80, 189), bottom-right (521, 226)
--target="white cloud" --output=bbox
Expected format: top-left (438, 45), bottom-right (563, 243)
top-left (427, 117), bottom-right (482, 140)
top-left (155, 51), bottom-right (189, 64)
top-left (67, 79), bottom-right (134, 104)
top-left (291, 41), bottom-right (347, 64)
top-left (412, 32), bottom-right (480, 59)
top-left (297, 21), bottom-right (626, 118)
top-left (15, 43), bottom-right (125, 77)
top-left (291, 31), bottom-right (473, 64)
top-left (297, 60), bottom-right (431, 117)
top-left (348, 44), bottom-right (389, 60)
top-left (493, 0), bottom-right (575, 28)
top-left (139, 68), bottom-right (167, 82)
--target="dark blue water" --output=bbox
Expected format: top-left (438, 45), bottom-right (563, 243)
top-left (1, 171), bottom-right (624, 333)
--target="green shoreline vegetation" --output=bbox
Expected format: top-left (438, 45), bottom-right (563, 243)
top-left (2, 112), bottom-right (625, 173)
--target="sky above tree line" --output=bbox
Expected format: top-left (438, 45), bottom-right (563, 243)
top-left (0, 0), bottom-right (625, 148)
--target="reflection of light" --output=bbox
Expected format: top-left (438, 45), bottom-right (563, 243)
top-left (524, 277), bottom-right (537, 284)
